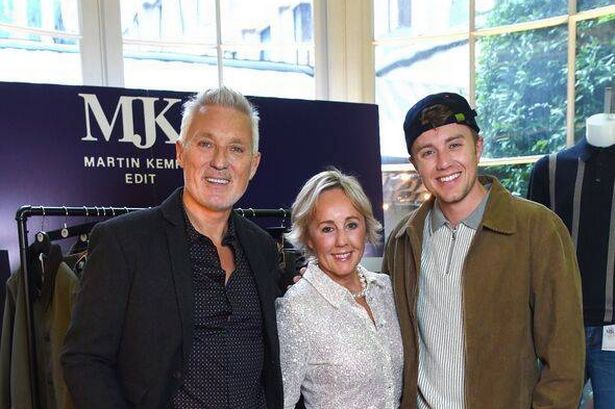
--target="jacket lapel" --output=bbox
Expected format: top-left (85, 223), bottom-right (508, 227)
top-left (160, 188), bottom-right (194, 363)
top-left (397, 197), bottom-right (431, 319)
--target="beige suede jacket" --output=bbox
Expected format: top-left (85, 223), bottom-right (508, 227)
top-left (382, 175), bottom-right (585, 409)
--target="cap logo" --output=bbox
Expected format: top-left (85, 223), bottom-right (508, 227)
top-left (454, 113), bottom-right (465, 122)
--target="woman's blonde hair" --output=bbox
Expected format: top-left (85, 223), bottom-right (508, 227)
top-left (286, 168), bottom-right (382, 256)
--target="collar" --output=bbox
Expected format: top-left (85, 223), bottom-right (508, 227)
top-left (159, 187), bottom-right (258, 246)
top-left (430, 184), bottom-right (491, 233)
top-left (302, 261), bottom-right (383, 308)
top-left (397, 175), bottom-right (516, 240)
top-left (184, 207), bottom-right (237, 246)
top-left (577, 138), bottom-right (615, 161)
top-left (223, 216), bottom-right (238, 245)
top-left (160, 187), bottom-right (186, 226)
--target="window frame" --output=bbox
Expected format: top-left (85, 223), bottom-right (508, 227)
top-left (1, 0), bottom-right (375, 101)
top-left (79, 0), bottom-right (375, 102)
top-left (3, 0), bottom-right (612, 168)
top-left (374, 0), bottom-right (615, 174)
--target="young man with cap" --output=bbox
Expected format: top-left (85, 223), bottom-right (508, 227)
top-left (382, 92), bottom-right (585, 409)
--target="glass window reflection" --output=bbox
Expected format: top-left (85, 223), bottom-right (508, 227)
top-left (374, 0), bottom-right (469, 39)
top-left (376, 40), bottom-right (469, 161)
top-left (475, 25), bottom-right (568, 158)
top-left (475, 0), bottom-right (567, 29)
top-left (574, 15), bottom-right (615, 141)
top-left (0, 0), bottom-right (81, 84)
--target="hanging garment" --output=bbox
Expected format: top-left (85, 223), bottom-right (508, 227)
top-left (0, 250), bottom-right (10, 341)
top-left (528, 139), bottom-right (615, 325)
top-left (0, 243), bottom-right (78, 409)
top-left (63, 251), bottom-right (87, 279)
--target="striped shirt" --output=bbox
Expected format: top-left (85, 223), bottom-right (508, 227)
top-left (528, 141), bottom-right (615, 325)
top-left (417, 188), bottom-right (490, 409)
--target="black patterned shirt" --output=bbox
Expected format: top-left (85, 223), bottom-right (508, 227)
top-left (171, 214), bottom-right (265, 409)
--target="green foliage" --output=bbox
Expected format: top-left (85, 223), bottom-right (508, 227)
top-left (579, 0), bottom-right (615, 10)
top-left (479, 164), bottom-right (532, 197)
top-left (476, 2), bottom-right (568, 159)
top-left (479, 0), bottom-right (566, 27)
top-left (475, 0), bottom-right (614, 196)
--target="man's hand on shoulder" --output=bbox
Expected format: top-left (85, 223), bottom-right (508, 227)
top-left (291, 266), bottom-right (306, 286)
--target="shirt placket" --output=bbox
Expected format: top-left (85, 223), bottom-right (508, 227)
top-left (356, 289), bottom-right (397, 408)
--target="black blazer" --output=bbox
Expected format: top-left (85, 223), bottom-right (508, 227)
top-left (61, 188), bottom-right (284, 409)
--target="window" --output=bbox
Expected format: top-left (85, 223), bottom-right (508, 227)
top-left (476, 24), bottom-right (568, 158)
top-left (375, 0), bottom-right (615, 230)
top-left (1, 0), bottom-right (612, 243)
top-left (579, 0), bottom-right (615, 11)
top-left (0, 0), bottom-right (81, 84)
top-left (120, 0), bottom-right (219, 92)
top-left (120, 0), bottom-right (315, 99)
top-left (575, 15), bottom-right (615, 140)
top-left (475, 0), bottom-right (567, 28)
top-left (294, 2), bottom-right (312, 42)
top-left (375, 38), bottom-right (469, 160)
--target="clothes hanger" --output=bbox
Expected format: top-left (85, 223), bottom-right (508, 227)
top-left (28, 209), bottom-right (50, 297)
top-left (30, 207), bottom-right (51, 257)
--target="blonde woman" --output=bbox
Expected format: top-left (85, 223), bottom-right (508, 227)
top-left (276, 169), bottom-right (403, 409)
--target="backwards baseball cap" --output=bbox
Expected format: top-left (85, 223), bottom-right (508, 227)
top-left (403, 92), bottom-right (480, 154)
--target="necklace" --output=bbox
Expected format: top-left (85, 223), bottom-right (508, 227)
top-left (350, 269), bottom-right (368, 299)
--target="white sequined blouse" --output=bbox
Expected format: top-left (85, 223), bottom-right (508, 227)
top-left (276, 262), bottom-right (404, 409)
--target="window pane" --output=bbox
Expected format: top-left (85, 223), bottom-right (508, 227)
top-left (123, 46), bottom-right (219, 91)
top-left (222, 48), bottom-right (315, 99)
top-left (0, 0), bottom-right (79, 33)
top-left (0, 36), bottom-right (81, 84)
top-left (382, 169), bottom-right (429, 237)
top-left (121, 0), bottom-right (216, 43)
top-left (475, 25), bottom-right (568, 158)
top-left (479, 163), bottom-right (533, 197)
top-left (0, 0), bottom-right (80, 84)
top-left (219, 0), bottom-right (315, 99)
top-left (374, 0), bottom-right (469, 39)
top-left (375, 40), bottom-right (469, 161)
top-left (578, 0), bottom-right (615, 11)
top-left (574, 15), bottom-right (615, 141)
top-left (475, 0), bottom-right (567, 29)
top-left (221, 0), bottom-right (313, 45)
top-left (121, 0), bottom-right (218, 91)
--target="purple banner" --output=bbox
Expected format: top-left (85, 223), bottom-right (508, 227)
top-left (0, 81), bottom-right (383, 270)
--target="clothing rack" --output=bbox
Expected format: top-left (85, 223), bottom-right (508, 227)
top-left (234, 207), bottom-right (290, 218)
top-left (14, 204), bottom-right (291, 409)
